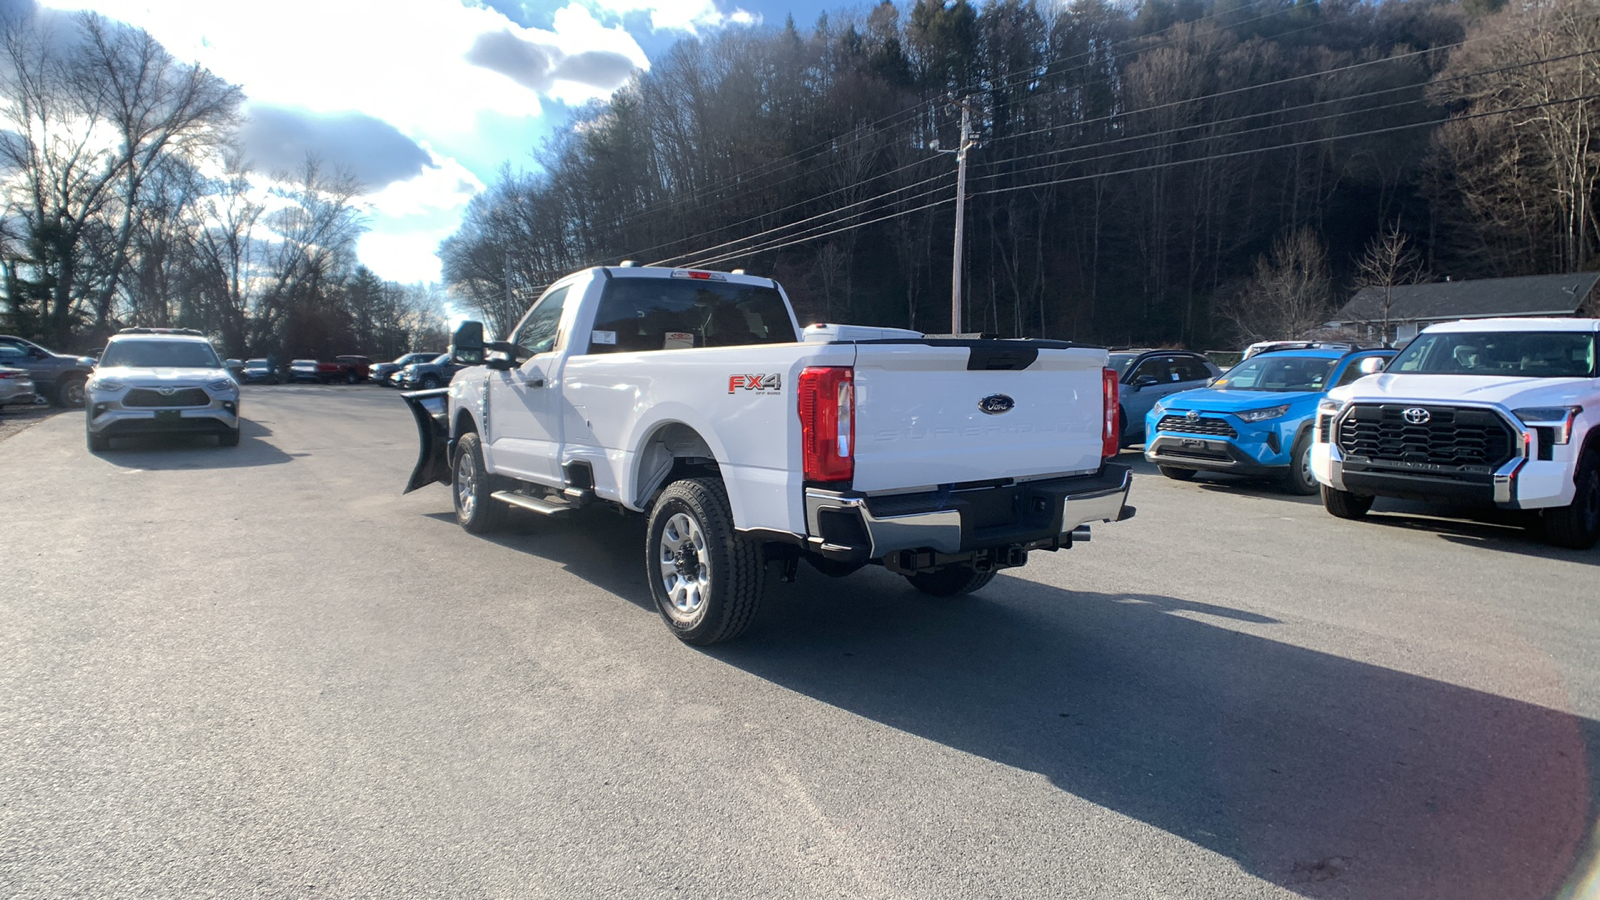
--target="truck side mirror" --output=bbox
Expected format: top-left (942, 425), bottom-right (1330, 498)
top-left (451, 321), bottom-right (486, 366)
top-left (1357, 356), bottom-right (1388, 376)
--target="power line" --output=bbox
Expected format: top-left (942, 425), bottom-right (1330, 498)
top-left (600, 0), bottom-right (1304, 234)
top-left (969, 91), bottom-right (1600, 200)
top-left (967, 49), bottom-right (1597, 187)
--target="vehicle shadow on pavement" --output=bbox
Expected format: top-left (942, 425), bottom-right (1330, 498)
top-left (710, 568), bottom-right (1600, 900)
top-left (1359, 500), bottom-right (1600, 567)
top-left (426, 508), bottom-right (655, 608)
top-left (1119, 449), bottom-right (1322, 505)
top-left (90, 420), bottom-right (293, 469)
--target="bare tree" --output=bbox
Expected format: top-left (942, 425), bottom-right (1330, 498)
top-left (1215, 228), bottom-right (1335, 344)
top-left (1353, 224), bottom-right (1429, 345)
top-left (0, 11), bottom-right (239, 346)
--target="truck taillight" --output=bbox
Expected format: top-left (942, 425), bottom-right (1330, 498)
top-left (799, 366), bottom-right (854, 483)
top-left (1102, 366), bottom-right (1119, 461)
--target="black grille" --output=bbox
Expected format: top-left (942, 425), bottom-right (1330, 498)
top-left (124, 387), bottom-right (210, 408)
top-left (1156, 415), bottom-right (1237, 438)
top-left (1336, 404), bottom-right (1515, 471)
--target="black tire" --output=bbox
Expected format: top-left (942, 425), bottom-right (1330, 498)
top-left (86, 428), bottom-right (109, 452)
top-left (1321, 485), bottom-right (1374, 520)
top-left (344, 370), bottom-right (359, 385)
top-left (419, 374), bottom-right (440, 389)
top-left (1117, 404), bottom-right (1130, 448)
top-left (218, 428), bottom-right (240, 447)
top-left (646, 478), bottom-right (764, 645)
top-left (1281, 430), bottom-right (1318, 495)
top-left (1158, 465), bottom-right (1197, 481)
top-left (906, 565), bottom-right (995, 597)
top-left (1541, 450), bottom-right (1600, 550)
top-left (56, 375), bottom-right (86, 408)
top-left (452, 432), bottom-right (509, 534)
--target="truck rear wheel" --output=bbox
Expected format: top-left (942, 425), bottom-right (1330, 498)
top-left (906, 566), bottom-right (995, 597)
top-left (453, 432), bottom-right (508, 534)
top-left (1321, 485), bottom-right (1374, 520)
top-left (646, 478), bottom-right (764, 645)
top-left (1541, 451), bottom-right (1600, 549)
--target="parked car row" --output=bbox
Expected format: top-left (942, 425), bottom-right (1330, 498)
top-left (390, 353), bottom-right (462, 390)
top-left (1137, 323), bottom-right (1600, 549)
top-left (0, 335), bottom-right (93, 407)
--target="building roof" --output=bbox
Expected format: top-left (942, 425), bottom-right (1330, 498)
top-left (1333, 272), bottom-right (1600, 324)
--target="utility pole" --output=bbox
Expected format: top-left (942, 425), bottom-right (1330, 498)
top-left (950, 99), bottom-right (975, 335)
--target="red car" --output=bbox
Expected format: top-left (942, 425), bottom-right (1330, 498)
top-left (289, 356), bottom-right (371, 384)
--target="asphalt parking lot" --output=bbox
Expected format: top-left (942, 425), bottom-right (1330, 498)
top-left (2, 385), bottom-right (1596, 899)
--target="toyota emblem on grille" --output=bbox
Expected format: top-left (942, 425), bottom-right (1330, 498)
top-left (978, 394), bottom-right (1015, 415)
top-left (1185, 410), bottom-right (1201, 422)
top-left (1403, 407), bottom-right (1431, 425)
top-left (157, 387), bottom-right (177, 396)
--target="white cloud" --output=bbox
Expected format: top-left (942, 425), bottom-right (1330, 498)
top-left (362, 150), bottom-right (484, 220)
top-left (583, 0), bottom-right (759, 34)
top-left (359, 227), bottom-right (453, 285)
top-left (38, 0), bottom-right (649, 140)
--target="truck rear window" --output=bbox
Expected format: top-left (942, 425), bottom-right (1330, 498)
top-left (586, 278), bottom-right (797, 353)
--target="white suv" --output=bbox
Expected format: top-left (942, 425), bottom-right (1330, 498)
top-left (85, 329), bottom-right (241, 452)
top-left (1311, 317), bottom-right (1599, 548)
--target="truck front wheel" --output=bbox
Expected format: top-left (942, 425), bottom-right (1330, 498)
top-left (1321, 485), bottom-right (1374, 520)
top-left (453, 432), bottom-right (508, 534)
top-left (906, 566), bottom-right (995, 597)
top-left (646, 478), bottom-right (764, 645)
top-left (1541, 450), bottom-right (1600, 549)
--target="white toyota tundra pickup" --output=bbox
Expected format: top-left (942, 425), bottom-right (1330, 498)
top-left (1311, 317), bottom-right (1600, 548)
top-left (402, 264), bottom-right (1134, 644)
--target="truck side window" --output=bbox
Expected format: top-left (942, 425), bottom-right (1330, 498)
top-left (586, 279), bottom-right (798, 354)
top-left (513, 286), bottom-right (571, 357)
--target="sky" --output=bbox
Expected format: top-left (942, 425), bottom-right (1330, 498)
top-left (30, 0), bottom-right (837, 285)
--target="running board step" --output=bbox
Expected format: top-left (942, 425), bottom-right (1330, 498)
top-left (491, 490), bottom-right (585, 516)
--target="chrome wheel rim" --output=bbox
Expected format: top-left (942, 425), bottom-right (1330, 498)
top-left (1299, 444), bottom-right (1313, 485)
top-left (658, 511), bottom-right (710, 619)
top-left (456, 450), bottom-right (477, 520)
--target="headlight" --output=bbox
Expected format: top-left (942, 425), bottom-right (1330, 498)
top-left (1513, 406), bottom-right (1582, 444)
top-left (90, 378), bottom-right (123, 392)
top-left (1151, 398), bottom-right (1169, 416)
top-left (207, 378), bottom-right (238, 393)
top-left (1317, 398), bottom-right (1341, 414)
top-left (1236, 404), bottom-right (1290, 423)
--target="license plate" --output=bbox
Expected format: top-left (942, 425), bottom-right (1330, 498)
top-left (155, 409), bottom-right (181, 422)
top-left (1180, 438), bottom-right (1206, 448)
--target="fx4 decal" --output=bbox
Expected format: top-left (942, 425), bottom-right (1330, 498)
top-left (728, 373), bottom-right (782, 394)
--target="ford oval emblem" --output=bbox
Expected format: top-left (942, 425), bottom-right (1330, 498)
top-left (978, 394), bottom-right (1015, 415)
top-left (1402, 407), bottom-right (1431, 425)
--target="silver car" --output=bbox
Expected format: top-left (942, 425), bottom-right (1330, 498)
top-left (85, 329), bottom-right (241, 451)
top-left (0, 365), bottom-right (36, 409)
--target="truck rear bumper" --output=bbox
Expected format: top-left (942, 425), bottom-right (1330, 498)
top-left (803, 464), bottom-right (1133, 563)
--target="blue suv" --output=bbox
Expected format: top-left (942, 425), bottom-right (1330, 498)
top-left (1143, 346), bottom-right (1396, 494)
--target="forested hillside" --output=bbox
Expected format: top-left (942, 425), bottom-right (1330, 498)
top-left (444, 0), bottom-right (1598, 348)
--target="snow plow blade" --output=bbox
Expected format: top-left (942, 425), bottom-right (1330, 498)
top-left (401, 388), bottom-right (451, 493)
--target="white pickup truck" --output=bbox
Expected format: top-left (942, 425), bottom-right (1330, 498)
top-left (1312, 317), bottom-right (1600, 548)
top-left (402, 264), bottom-right (1134, 644)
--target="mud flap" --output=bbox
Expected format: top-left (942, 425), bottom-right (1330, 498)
top-left (401, 388), bottom-right (452, 493)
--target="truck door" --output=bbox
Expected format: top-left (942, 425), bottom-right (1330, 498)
top-left (486, 285), bottom-right (571, 484)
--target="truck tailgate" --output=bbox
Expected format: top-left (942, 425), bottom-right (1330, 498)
top-left (851, 343), bottom-right (1106, 492)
